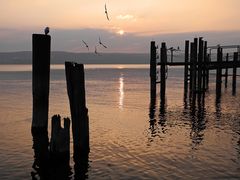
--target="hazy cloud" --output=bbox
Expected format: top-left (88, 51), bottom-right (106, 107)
top-left (116, 14), bottom-right (136, 21)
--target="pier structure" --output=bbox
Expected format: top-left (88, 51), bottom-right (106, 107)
top-left (150, 38), bottom-right (240, 103)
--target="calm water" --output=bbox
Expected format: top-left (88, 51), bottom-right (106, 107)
top-left (0, 64), bottom-right (240, 179)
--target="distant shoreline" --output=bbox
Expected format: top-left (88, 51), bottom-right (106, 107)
top-left (0, 51), bottom-right (151, 64)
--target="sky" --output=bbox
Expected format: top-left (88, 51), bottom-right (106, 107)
top-left (0, 0), bottom-right (240, 53)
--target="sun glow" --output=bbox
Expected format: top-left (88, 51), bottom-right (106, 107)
top-left (117, 30), bottom-right (125, 35)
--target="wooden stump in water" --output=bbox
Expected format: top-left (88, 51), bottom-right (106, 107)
top-left (50, 115), bottom-right (70, 164)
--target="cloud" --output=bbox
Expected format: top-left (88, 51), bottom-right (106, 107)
top-left (116, 14), bottom-right (135, 21)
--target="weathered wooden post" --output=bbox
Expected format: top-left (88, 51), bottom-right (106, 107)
top-left (197, 37), bottom-right (203, 93)
top-left (160, 42), bottom-right (167, 102)
top-left (189, 42), bottom-right (194, 92)
top-left (50, 115), bottom-right (70, 164)
top-left (206, 54), bottom-right (210, 90)
top-left (224, 53), bottom-right (229, 88)
top-left (65, 62), bottom-right (90, 161)
top-left (184, 40), bottom-right (189, 95)
top-left (192, 38), bottom-right (198, 96)
top-left (203, 41), bottom-right (208, 92)
top-left (31, 34), bottom-right (51, 170)
top-left (232, 52), bottom-right (238, 95)
top-left (150, 41), bottom-right (157, 100)
top-left (216, 47), bottom-right (222, 96)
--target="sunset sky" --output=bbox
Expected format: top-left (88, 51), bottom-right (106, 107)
top-left (0, 0), bottom-right (240, 52)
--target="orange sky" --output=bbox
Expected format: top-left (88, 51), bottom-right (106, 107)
top-left (0, 0), bottom-right (240, 52)
top-left (1, 0), bottom-right (240, 35)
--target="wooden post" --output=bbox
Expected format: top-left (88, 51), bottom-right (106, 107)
top-left (216, 47), bottom-right (222, 96)
top-left (202, 41), bottom-right (207, 92)
top-left (192, 38), bottom-right (198, 96)
top-left (184, 40), bottom-right (189, 95)
top-left (150, 41), bottom-right (157, 100)
top-left (160, 42), bottom-right (167, 102)
top-left (50, 115), bottom-right (70, 164)
top-left (232, 52), bottom-right (238, 95)
top-left (225, 53), bottom-right (229, 88)
top-left (65, 62), bottom-right (90, 160)
top-left (32, 34), bottom-right (51, 131)
top-left (31, 34), bottom-right (51, 176)
top-left (189, 42), bottom-right (194, 91)
top-left (206, 54), bottom-right (210, 90)
top-left (197, 37), bottom-right (203, 93)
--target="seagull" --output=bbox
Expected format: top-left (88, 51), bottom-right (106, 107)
top-left (44, 27), bottom-right (49, 35)
top-left (99, 37), bottom-right (107, 48)
top-left (95, 46), bottom-right (100, 55)
top-left (105, 3), bottom-right (110, 21)
top-left (82, 40), bottom-right (89, 51)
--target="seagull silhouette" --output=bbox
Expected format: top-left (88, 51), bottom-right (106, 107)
top-left (105, 3), bottom-right (110, 21)
top-left (95, 46), bottom-right (100, 55)
top-left (44, 27), bottom-right (49, 35)
top-left (99, 37), bottom-right (107, 48)
top-left (82, 40), bottom-right (89, 51)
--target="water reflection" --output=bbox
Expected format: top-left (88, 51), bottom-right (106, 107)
top-left (119, 74), bottom-right (124, 109)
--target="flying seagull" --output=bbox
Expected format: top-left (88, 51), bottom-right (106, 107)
top-left (82, 40), bottom-right (89, 51)
top-left (44, 27), bottom-right (49, 35)
top-left (99, 37), bottom-right (107, 48)
top-left (105, 3), bottom-right (110, 21)
top-left (95, 46), bottom-right (100, 55)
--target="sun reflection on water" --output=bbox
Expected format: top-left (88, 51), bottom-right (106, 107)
top-left (119, 74), bottom-right (124, 109)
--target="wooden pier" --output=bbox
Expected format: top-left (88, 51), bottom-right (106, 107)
top-left (150, 38), bottom-right (239, 103)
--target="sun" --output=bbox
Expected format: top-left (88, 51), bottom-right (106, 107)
top-left (117, 30), bottom-right (125, 35)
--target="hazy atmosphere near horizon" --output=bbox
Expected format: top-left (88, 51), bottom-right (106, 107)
top-left (0, 0), bottom-right (240, 53)
top-left (0, 1), bottom-right (240, 180)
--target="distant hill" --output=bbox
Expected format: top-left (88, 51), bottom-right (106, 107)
top-left (0, 51), bottom-right (151, 64)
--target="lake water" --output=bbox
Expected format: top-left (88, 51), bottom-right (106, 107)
top-left (0, 64), bottom-right (240, 179)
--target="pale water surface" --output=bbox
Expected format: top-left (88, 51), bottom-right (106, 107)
top-left (0, 64), bottom-right (240, 179)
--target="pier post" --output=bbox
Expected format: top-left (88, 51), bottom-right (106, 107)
top-left (232, 52), bottom-right (238, 95)
top-left (50, 115), bottom-right (70, 164)
top-left (224, 53), bottom-right (229, 88)
top-left (65, 62), bottom-right (90, 160)
top-left (189, 42), bottom-right (194, 92)
top-left (32, 34), bottom-right (51, 131)
top-left (160, 42), bottom-right (167, 102)
top-left (31, 34), bottom-right (51, 175)
top-left (216, 47), bottom-right (222, 96)
top-left (206, 54), bottom-right (210, 90)
top-left (192, 38), bottom-right (198, 97)
top-left (184, 40), bottom-right (189, 95)
top-left (203, 41), bottom-right (208, 92)
top-left (197, 37), bottom-right (203, 93)
top-left (150, 41), bottom-right (157, 100)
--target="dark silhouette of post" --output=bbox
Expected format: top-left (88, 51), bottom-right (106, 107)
top-left (31, 34), bottom-right (51, 178)
top-left (224, 53), bottom-right (229, 88)
top-left (232, 52), bottom-right (238, 95)
top-left (32, 34), bottom-right (51, 131)
top-left (150, 41), bottom-right (157, 100)
top-left (184, 40), bottom-right (189, 95)
top-left (50, 115), bottom-right (70, 164)
top-left (65, 62), bottom-right (90, 161)
top-left (203, 41), bottom-right (208, 92)
top-left (189, 42), bottom-right (194, 91)
top-left (160, 42), bottom-right (167, 102)
top-left (197, 37), bottom-right (203, 93)
top-left (216, 47), bottom-right (222, 96)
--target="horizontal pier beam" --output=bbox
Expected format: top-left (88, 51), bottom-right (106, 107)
top-left (157, 61), bottom-right (240, 69)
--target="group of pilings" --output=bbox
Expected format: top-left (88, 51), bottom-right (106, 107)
top-left (31, 34), bottom-right (89, 178)
top-left (150, 38), bottom-right (239, 104)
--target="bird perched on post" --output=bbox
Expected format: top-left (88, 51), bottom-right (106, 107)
top-left (44, 27), bottom-right (50, 35)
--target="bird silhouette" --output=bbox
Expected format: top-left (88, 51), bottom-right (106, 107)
top-left (105, 3), bottom-right (110, 21)
top-left (99, 37), bottom-right (107, 48)
top-left (82, 40), bottom-right (89, 51)
top-left (94, 46), bottom-right (100, 55)
top-left (44, 27), bottom-right (49, 35)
